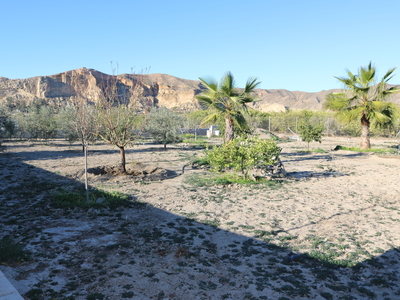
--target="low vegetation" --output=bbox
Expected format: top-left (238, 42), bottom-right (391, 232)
top-left (333, 145), bottom-right (398, 154)
top-left (185, 173), bottom-right (284, 187)
top-left (0, 237), bottom-right (28, 265)
top-left (205, 136), bottom-right (281, 179)
top-left (51, 188), bottom-right (131, 209)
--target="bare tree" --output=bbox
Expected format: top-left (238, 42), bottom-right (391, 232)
top-left (70, 98), bottom-right (96, 194)
top-left (95, 66), bottom-right (143, 174)
top-left (61, 72), bottom-right (97, 199)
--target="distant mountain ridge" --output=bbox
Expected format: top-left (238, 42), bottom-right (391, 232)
top-left (0, 68), bottom-right (399, 112)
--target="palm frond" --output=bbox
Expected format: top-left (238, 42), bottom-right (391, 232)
top-left (371, 111), bottom-right (391, 124)
top-left (337, 106), bottom-right (364, 123)
top-left (358, 64), bottom-right (375, 87)
top-left (382, 68), bottom-right (396, 83)
top-left (196, 95), bottom-right (213, 107)
top-left (220, 72), bottom-right (235, 95)
top-left (324, 93), bottom-right (351, 111)
top-left (200, 112), bottom-right (219, 126)
top-left (232, 111), bottom-right (249, 130)
top-left (199, 77), bottom-right (218, 92)
top-left (244, 77), bottom-right (261, 93)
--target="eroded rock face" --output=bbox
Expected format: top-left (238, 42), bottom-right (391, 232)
top-left (0, 68), bottom-right (205, 110)
top-left (1, 68), bottom-right (399, 111)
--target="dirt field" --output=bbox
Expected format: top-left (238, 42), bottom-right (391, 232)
top-left (1, 136), bottom-right (399, 299)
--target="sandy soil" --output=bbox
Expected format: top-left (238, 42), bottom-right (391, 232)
top-left (0, 136), bottom-right (399, 299)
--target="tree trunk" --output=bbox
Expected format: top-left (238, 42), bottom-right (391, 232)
top-left (119, 146), bottom-right (127, 174)
top-left (225, 117), bottom-right (234, 143)
top-left (360, 115), bottom-right (371, 149)
top-left (164, 143), bottom-right (167, 150)
top-left (81, 136), bottom-right (85, 153)
top-left (84, 143), bottom-right (89, 202)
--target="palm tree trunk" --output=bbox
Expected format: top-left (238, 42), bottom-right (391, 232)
top-left (119, 146), bottom-right (127, 174)
top-left (360, 115), bottom-right (371, 149)
top-left (225, 117), bottom-right (234, 142)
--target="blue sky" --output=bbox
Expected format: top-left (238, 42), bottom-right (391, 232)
top-left (1, 0), bottom-right (399, 91)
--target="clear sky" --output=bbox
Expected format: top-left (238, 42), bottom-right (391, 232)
top-left (1, 0), bottom-right (399, 92)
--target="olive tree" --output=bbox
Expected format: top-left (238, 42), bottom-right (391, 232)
top-left (143, 107), bottom-right (184, 150)
top-left (95, 70), bottom-right (142, 174)
top-left (16, 106), bottom-right (58, 140)
top-left (0, 107), bottom-right (15, 146)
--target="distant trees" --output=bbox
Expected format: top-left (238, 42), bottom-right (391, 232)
top-left (184, 110), bottom-right (208, 140)
top-left (16, 106), bottom-right (58, 140)
top-left (196, 72), bottom-right (260, 142)
top-left (325, 63), bottom-right (400, 149)
top-left (144, 107), bottom-right (184, 149)
top-left (0, 107), bottom-right (15, 145)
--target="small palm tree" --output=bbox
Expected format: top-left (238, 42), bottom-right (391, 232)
top-left (325, 63), bottom-right (399, 149)
top-left (196, 72), bottom-right (260, 142)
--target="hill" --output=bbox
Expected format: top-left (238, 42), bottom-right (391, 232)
top-left (1, 68), bottom-right (399, 112)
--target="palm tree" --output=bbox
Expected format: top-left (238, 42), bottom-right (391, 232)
top-left (325, 63), bottom-right (399, 149)
top-left (196, 72), bottom-right (260, 142)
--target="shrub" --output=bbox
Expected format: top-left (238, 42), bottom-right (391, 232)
top-left (298, 112), bottom-right (323, 150)
top-left (205, 137), bottom-right (281, 178)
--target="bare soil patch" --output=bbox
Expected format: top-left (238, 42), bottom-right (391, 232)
top-left (1, 137), bottom-right (399, 299)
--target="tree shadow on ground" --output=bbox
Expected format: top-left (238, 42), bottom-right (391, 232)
top-left (0, 153), bottom-right (399, 299)
top-left (281, 152), bottom-right (366, 163)
top-left (286, 170), bottom-right (348, 179)
top-left (4, 144), bottom-right (199, 161)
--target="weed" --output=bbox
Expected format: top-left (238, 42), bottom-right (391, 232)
top-left (333, 145), bottom-right (397, 154)
top-left (50, 188), bottom-right (131, 209)
top-left (0, 237), bottom-right (28, 265)
top-left (185, 173), bottom-right (283, 187)
top-left (86, 292), bottom-right (105, 300)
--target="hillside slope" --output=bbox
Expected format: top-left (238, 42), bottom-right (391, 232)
top-left (1, 68), bottom-right (399, 112)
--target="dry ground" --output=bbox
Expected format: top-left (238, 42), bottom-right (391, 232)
top-left (0, 136), bottom-right (399, 299)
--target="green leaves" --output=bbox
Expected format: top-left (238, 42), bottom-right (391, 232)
top-left (205, 137), bottom-right (281, 177)
top-left (326, 63), bottom-right (399, 126)
top-left (143, 107), bottom-right (184, 147)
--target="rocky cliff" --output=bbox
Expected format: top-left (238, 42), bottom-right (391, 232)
top-left (1, 68), bottom-right (399, 112)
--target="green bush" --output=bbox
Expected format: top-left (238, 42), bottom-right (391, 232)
top-left (205, 137), bottom-right (281, 178)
